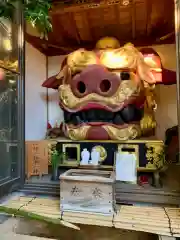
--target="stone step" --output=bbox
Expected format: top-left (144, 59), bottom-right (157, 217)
top-left (20, 182), bottom-right (180, 206)
top-left (19, 188), bottom-right (59, 197)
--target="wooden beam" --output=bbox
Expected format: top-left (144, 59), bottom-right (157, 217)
top-left (25, 32), bottom-right (175, 56)
top-left (51, 0), bottom-right (134, 14)
top-left (131, 0), bottom-right (136, 39)
top-left (25, 33), bottom-right (76, 55)
top-left (146, 0), bottom-right (152, 36)
top-left (71, 12), bottom-right (81, 45)
top-left (114, 4), bottom-right (121, 39)
top-left (52, 0), bottom-right (102, 14)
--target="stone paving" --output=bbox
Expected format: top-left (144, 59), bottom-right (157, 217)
top-left (0, 233), bottom-right (55, 240)
top-left (0, 215), bottom-right (157, 240)
top-left (0, 217), bottom-right (54, 239)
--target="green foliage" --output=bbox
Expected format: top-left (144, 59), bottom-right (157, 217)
top-left (51, 149), bottom-right (60, 170)
top-left (0, 0), bottom-right (14, 19)
top-left (24, 0), bottom-right (52, 37)
top-left (51, 148), bottom-right (68, 169)
top-left (0, 0), bottom-right (52, 36)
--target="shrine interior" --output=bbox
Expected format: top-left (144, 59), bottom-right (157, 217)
top-left (2, 1), bottom-right (180, 239)
top-left (21, 0), bottom-right (180, 202)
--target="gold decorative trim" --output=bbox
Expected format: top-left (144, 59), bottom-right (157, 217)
top-left (59, 80), bottom-right (140, 111)
top-left (0, 61), bottom-right (19, 74)
top-left (62, 143), bottom-right (80, 166)
top-left (145, 142), bottom-right (164, 169)
top-left (52, 0), bottom-right (130, 14)
top-left (66, 125), bottom-right (90, 140)
top-left (66, 124), bottom-right (141, 141)
top-left (103, 124), bottom-right (141, 141)
top-left (54, 137), bottom-right (164, 144)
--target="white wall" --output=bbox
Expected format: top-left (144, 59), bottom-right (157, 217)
top-left (155, 85), bottom-right (177, 140)
top-left (153, 44), bottom-right (177, 140)
top-left (47, 55), bottom-right (65, 127)
top-left (152, 44), bottom-right (176, 71)
top-left (25, 42), bottom-right (47, 140)
top-left (47, 44), bottom-right (178, 140)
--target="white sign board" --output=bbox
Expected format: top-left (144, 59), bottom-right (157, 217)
top-left (115, 152), bottom-right (137, 183)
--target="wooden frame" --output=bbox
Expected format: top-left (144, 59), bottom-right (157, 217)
top-left (0, 3), bottom-right (25, 198)
top-left (174, 0), bottom-right (180, 163)
top-left (62, 143), bottom-right (80, 166)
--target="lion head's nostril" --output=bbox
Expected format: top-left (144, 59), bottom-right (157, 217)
top-left (99, 79), bottom-right (111, 93)
top-left (77, 81), bottom-right (86, 94)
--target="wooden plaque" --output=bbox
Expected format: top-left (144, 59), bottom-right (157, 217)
top-left (25, 140), bottom-right (49, 179)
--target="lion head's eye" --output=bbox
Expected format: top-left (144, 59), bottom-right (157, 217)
top-left (120, 72), bottom-right (130, 80)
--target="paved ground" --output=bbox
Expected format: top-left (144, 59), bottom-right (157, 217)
top-left (0, 215), bottom-right (158, 240)
top-left (0, 233), bottom-right (55, 240)
top-left (0, 214), bottom-right (55, 239)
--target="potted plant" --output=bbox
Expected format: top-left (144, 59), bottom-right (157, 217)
top-left (51, 149), bottom-right (60, 181)
top-left (51, 148), bottom-right (68, 181)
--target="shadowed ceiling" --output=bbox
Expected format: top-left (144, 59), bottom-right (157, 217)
top-left (26, 0), bottom-right (175, 56)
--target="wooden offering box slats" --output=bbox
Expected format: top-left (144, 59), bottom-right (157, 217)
top-left (3, 195), bottom-right (180, 236)
top-left (60, 169), bottom-right (115, 215)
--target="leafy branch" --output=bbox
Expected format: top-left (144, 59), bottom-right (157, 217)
top-left (50, 146), bottom-right (68, 169)
top-left (0, 0), bottom-right (52, 37)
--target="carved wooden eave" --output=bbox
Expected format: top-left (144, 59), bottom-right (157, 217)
top-left (25, 0), bottom-right (175, 56)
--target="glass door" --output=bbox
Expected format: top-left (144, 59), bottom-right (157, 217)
top-left (0, 4), bottom-right (25, 197)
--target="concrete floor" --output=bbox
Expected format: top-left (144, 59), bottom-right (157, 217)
top-left (0, 217), bottom-right (55, 239)
top-left (0, 214), bottom-right (158, 240)
top-left (0, 233), bottom-right (55, 240)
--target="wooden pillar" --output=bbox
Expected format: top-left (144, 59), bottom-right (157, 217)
top-left (174, 0), bottom-right (180, 163)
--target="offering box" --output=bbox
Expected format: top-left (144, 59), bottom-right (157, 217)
top-left (60, 169), bottom-right (115, 215)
